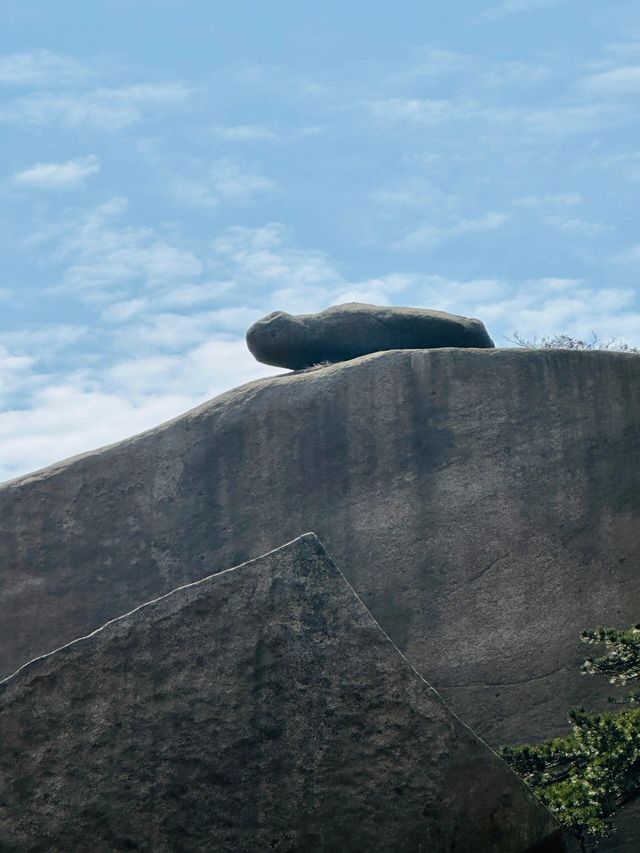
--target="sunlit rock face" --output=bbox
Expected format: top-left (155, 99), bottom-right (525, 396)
top-left (0, 534), bottom-right (563, 853)
top-left (246, 302), bottom-right (494, 369)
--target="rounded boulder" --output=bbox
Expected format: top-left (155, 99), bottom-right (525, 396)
top-left (246, 302), bottom-right (494, 369)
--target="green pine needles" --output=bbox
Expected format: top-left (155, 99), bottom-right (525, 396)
top-left (500, 625), bottom-right (640, 851)
top-left (582, 626), bottom-right (640, 701)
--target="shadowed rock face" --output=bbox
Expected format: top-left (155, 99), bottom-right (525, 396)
top-left (246, 302), bottom-right (494, 368)
top-left (0, 534), bottom-right (564, 853)
top-left (1, 347), bottom-right (640, 842)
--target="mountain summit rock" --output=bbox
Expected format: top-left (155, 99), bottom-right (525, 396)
top-left (246, 302), bottom-right (494, 369)
top-left (3, 346), bottom-right (640, 848)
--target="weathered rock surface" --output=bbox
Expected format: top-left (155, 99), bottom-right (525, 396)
top-left (246, 302), bottom-right (494, 368)
top-left (1, 350), bottom-right (639, 768)
top-left (0, 534), bottom-right (564, 852)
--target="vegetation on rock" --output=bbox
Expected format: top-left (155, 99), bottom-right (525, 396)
top-left (501, 625), bottom-right (640, 851)
top-left (509, 331), bottom-right (639, 353)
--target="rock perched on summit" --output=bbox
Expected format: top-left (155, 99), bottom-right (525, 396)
top-left (246, 302), bottom-right (494, 369)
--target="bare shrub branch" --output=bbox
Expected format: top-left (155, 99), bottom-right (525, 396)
top-left (507, 331), bottom-right (639, 353)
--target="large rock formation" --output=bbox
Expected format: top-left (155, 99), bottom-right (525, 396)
top-left (1, 348), bottom-right (639, 834)
top-left (0, 534), bottom-right (563, 852)
top-left (246, 302), bottom-right (494, 368)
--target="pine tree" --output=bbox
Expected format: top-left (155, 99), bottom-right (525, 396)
top-left (500, 625), bottom-right (640, 851)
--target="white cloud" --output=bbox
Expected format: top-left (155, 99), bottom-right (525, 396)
top-left (394, 212), bottom-right (509, 250)
top-left (3, 212), bottom-right (640, 483)
top-left (0, 338), bottom-right (279, 484)
top-left (482, 0), bottom-right (573, 19)
top-left (101, 299), bottom-right (149, 323)
top-left (604, 41), bottom-right (640, 62)
top-left (12, 155), bottom-right (99, 189)
top-left (161, 281), bottom-right (235, 308)
top-left (209, 124), bottom-right (276, 141)
top-left (367, 97), bottom-right (617, 139)
top-left (0, 50), bottom-right (85, 86)
top-left (0, 346), bottom-right (37, 406)
top-left (106, 337), bottom-right (276, 396)
top-left (514, 194), bottom-right (608, 235)
top-left (210, 223), bottom-right (342, 305)
top-left (88, 220), bottom-right (416, 328)
top-left (368, 98), bottom-right (455, 125)
top-left (113, 311), bottom-right (222, 351)
top-left (6, 39), bottom-right (640, 485)
top-left (408, 48), bottom-right (471, 77)
top-left (329, 274), bottom-right (414, 307)
top-left (373, 179), bottom-right (459, 213)
top-left (0, 325), bottom-right (90, 416)
top-left (614, 243), bottom-right (640, 266)
top-left (481, 61), bottom-right (550, 86)
top-left (545, 217), bottom-right (609, 235)
top-left (383, 48), bottom-right (472, 84)
top-left (515, 193), bottom-right (583, 209)
top-left (402, 274), bottom-right (640, 348)
top-left (208, 159), bottom-right (274, 201)
top-left (48, 197), bottom-right (203, 296)
top-left (518, 104), bottom-right (618, 135)
top-left (0, 84), bottom-right (191, 130)
top-left (535, 277), bottom-right (582, 291)
top-left (600, 150), bottom-right (640, 182)
top-left (208, 225), bottom-right (419, 314)
top-left (173, 159), bottom-right (275, 208)
top-left (0, 383), bottom-right (196, 484)
top-left (581, 66), bottom-right (640, 94)
top-left (0, 324), bottom-right (88, 358)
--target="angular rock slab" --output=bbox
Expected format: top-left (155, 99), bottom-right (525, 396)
top-left (246, 302), bottom-right (494, 368)
top-left (0, 535), bottom-right (563, 853)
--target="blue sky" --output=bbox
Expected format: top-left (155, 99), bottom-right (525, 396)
top-left (1, 0), bottom-right (639, 482)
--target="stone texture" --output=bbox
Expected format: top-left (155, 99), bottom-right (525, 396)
top-left (597, 799), bottom-right (640, 852)
top-left (246, 302), bottom-right (494, 368)
top-left (0, 534), bottom-right (563, 852)
top-left (1, 349), bottom-right (639, 797)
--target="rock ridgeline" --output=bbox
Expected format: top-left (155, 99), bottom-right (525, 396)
top-left (246, 302), bottom-right (494, 369)
top-left (0, 535), bottom-right (563, 852)
top-left (2, 304), bottom-right (640, 848)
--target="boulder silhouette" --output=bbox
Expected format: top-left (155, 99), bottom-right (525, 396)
top-left (0, 534), bottom-right (564, 852)
top-left (246, 302), bottom-right (494, 369)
